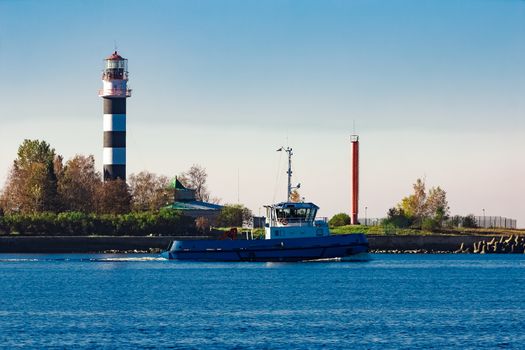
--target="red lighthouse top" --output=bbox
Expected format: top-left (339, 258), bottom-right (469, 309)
top-left (106, 51), bottom-right (124, 60)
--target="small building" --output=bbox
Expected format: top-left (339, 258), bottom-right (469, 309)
top-left (164, 178), bottom-right (222, 223)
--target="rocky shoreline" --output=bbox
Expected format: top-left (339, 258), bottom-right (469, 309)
top-left (370, 235), bottom-right (525, 254)
top-left (455, 234), bottom-right (525, 254)
top-left (371, 249), bottom-right (451, 254)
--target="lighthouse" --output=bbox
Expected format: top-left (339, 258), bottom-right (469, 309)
top-left (99, 51), bottom-right (131, 181)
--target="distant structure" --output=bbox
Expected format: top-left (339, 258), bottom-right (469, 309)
top-left (351, 135), bottom-right (359, 225)
top-left (99, 51), bottom-right (131, 181)
top-left (164, 178), bottom-right (223, 222)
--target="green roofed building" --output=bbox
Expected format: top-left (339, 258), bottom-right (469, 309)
top-left (165, 178), bottom-right (223, 222)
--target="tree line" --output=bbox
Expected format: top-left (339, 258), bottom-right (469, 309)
top-left (0, 140), bottom-right (198, 235)
top-left (329, 178), bottom-right (479, 230)
top-left (383, 178), bottom-right (450, 230)
top-left (0, 139), bottom-right (212, 215)
top-left (0, 139), bottom-right (255, 235)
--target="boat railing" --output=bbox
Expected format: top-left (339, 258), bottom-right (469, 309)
top-left (270, 217), bottom-right (327, 227)
top-left (270, 218), bottom-right (301, 226)
top-left (285, 218), bottom-right (310, 226)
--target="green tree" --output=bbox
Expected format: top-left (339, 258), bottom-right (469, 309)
top-left (421, 217), bottom-right (439, 231)
top-left (329, 213), bottom-right (351, 227)
top-left (215, 204), bottom-right (252, 227)
top-left (16, 139), bottom-right (56, 169)
top-left (0, 139), bottom-right (60, 213)
top-left (382, 207), bottom-right (412, 228)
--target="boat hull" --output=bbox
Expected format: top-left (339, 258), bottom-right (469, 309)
top-left (162, 234), bottom-right (368, 262)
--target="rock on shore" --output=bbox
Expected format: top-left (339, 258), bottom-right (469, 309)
top-left (459, 235), bottom-right (525, 254)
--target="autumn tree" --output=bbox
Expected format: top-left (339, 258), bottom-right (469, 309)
top-left (389, 178), bottom-right (450, 229)
top-left (128, 171), bottom-right (172, 212)
top-left (398, 178), bottom-right (427, 220)
top-left (0, 139), bottom-right (60, 213)
top-left (95, 179), bottom-right (131, 214)
top-left (57, 155), bottom-right (102, 213)
top-left (178, 164), bottom-right (210, 202)
top-left (425, 186), bottom-right (449, 224)
top-left (195, 216), bottom-right (211, 233)
top-left (54, 155), bottom-right (64, 180)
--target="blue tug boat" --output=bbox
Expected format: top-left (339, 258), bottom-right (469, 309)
top-left (162, 147), bottom-right (368, 262)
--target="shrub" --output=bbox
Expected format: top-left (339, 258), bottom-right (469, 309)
top-left (446, 215), bottom-right (462, 228)
top-left (383, 207), bottom-right (412, 228)
top-left (215, 205), bottom-right (252, 227)
top-left (462, 214), bottom-right (478, 228)
top-left (56, 211), bottom-right (92, 235)
top-left (0, 209), bottom-right (196, 236)
top-left (0, 212), bottom-right (57, 235)
top-left (382, 223), bottom-right (398, 235)
top-left (329, 213), bottom-right (351, 227)
top-left (421, 218), bottom-right (439, 231)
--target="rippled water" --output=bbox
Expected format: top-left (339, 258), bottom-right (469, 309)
top-left (1, 254), bottom-right (524, 349)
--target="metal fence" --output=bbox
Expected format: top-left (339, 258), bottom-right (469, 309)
top-left (359, 216), bottom-right (518, 229)
top-left (473, 216), bottom-right (517, 229)
top-left (359, 218), bottom-right (382, 226)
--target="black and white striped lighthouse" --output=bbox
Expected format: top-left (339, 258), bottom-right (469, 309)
top-left (99, 51), bottom-right (131, 181)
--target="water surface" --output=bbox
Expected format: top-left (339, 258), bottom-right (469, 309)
top-left (1, 254), bottom-right (524, 349)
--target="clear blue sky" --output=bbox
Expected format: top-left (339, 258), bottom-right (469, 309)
top-left (1, 0), bottom-right (524, 224)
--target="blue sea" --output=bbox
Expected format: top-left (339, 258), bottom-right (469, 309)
top-left (1, 254), bottom-right (524, 349)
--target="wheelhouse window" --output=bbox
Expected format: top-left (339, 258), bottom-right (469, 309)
top-left (275, 207), bottom-right (317, 223)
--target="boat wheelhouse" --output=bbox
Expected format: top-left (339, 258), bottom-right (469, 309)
top-left (264, 202), bottom-right (329, 239)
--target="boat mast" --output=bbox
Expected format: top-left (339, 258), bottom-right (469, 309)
top-left (277, 146), bottom-right (294, 201)
top-left (286, 147), bottom-right (293, 201)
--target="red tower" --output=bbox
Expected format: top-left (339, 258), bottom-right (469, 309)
top-left (351, 135), bottom-right (359, 225)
